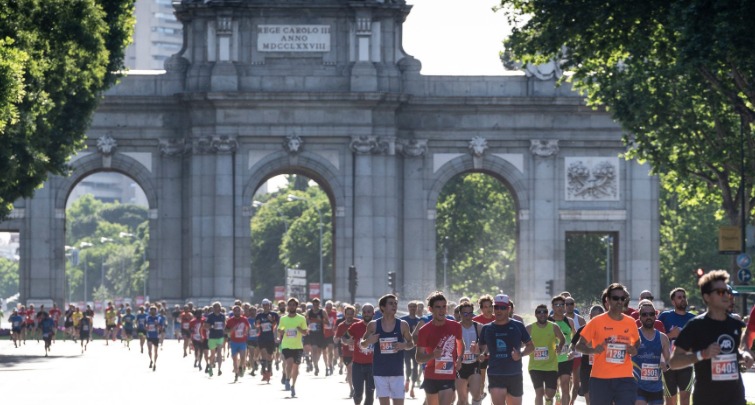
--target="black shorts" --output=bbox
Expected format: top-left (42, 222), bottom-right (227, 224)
top-left (137, 330), bottom-right (146, 336)
top-left (488, 374), bottom-right (524, 397)
top-left (124, 329), bottom-right (133, 337)
top-left (64, 321), bottom-right (73, 328)
top-left (259, 340), bottom-right (276, 354)
top-left (663, 367), bottom-right (693, 397)
top-left (282, 348), bottom-right (303, 364)
top-left (12, 328), bottom-right (21, 334)
top-left (637, 388), bottom-right (664, 404)
top-left (147, 337), bottom-right (159, 346)
top-left (479, 358), bottom-right (489, 370)
top-left (193, 340), bottom-right (208, 351)
top-left (302, 334), bottom-right (311, 345)
top-left (309, 333), bottom-right (326, 348)
top-left (246, 340), bottom-right (258, 348)
top-left (80, 332), bottom-right (90, 339)
top-left (578, 367), bottom-right (592, 396)
top-left (529, 370), bottom-right (558, 390)
top-left (421, 378), bottom-right (456, 394)
top-left (456, 362), bottom-right (480, 380)
top-left (181, 330), bottom-right (191, 338)
top-left (557, 360), bottom-right (574, 376)
top-left (343, 356), bottom-right (353, 366)
top-left (106, 324), bottom-right (116, 331)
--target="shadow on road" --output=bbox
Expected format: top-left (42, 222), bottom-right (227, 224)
top-left (0, 353), bottom-right (79, 369)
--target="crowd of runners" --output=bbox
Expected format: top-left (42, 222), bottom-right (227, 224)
top-left (5, 269), bottom-right (755, 405)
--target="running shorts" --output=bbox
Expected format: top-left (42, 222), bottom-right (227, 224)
top-left (488, 374), bottom-right (523, 397)
top-left (208, 337), bottom-right (224, 350)
top-left (456, 362), bottom-right (480, 380)
top-left (637, 388), bottom-right (664, 405)
top-left (230, 341), bottom-right (247, 355)
top-left (106, 324), bottom-right (116, 331)
top-left (181, 330), bottom-right (191, 338)
top-left (421, 378), bottom-right (456, 394)
top-left (557, 360), bottom-right (574, 376)
top-left (246, 340), bottom-right (258, 348)
top-left (147, 337), bottom-right (160, 346)
top-left (282, 348), bottom-right (303, 364)
top-left (663, 368), bottom-right (693, 397)
top-left (529, 370), bottom-right (558, 390)
top-left (375, 376), bottom-right (405, 399)
top-left (259, 340), bottom-right (276, 354)
top-left (343, 356), bottom-right (353, 366)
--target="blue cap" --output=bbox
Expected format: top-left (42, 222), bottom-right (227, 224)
top-left (728, 285), bottom-right (740, 296)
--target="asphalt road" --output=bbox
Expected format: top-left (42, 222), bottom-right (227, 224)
top-left (1, 337), bottom-right (753, 403)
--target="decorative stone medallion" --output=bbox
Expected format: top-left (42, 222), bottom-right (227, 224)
top-left (565, 157), bottom-right (620, 201)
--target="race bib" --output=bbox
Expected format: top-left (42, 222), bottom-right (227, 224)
top-left (605, 343), bottom-right (627, 364)
top-left (261, 323), bottom-right (272, 332)
top-left (148, 324), bottom-right (156, 332)
top-left (711, 354), bottom-right (739, 381)
top-left (249, 327), bottom-right (257, 336)
top-left (533, 347), bottom-right (549, 361)
top-left (193, 333), bottom-right (201, 340)
top-left (12, 321), bottom-right (19, 327)
top-left (286, 328), bottom-right (297, 338)
top-left (379, 337), bottom-right (398, 354)
top-left (560, 343), bottom-right (571, 355)
top-left (213, 322), bottom-right (223, 330)
top-left (641, 363), bottom-right (660, 381)
top-left (348, 343), bottom-right (354, 351)
top-left (235, 330), bottom-right (245, 338)
top-left (309, 322), bottom-right (320, 332)
top-left (434, 356), bottom-right (454, 375)
top-left (461, 352), bottom-right (477, 364)
top-left (83, 325), bottom-right (89, 331)
top-left (138, 319), bottom-right (145, 325)
top-left (182, 322), bottom-right (190, 329)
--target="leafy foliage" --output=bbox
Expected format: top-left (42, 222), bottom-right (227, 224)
top-left (0, 0), bottom-right (136, 220)
top-left (435, 173), bottom-right (517, 300)
top-left (565, 234), bottom-right (611, 306)
top-left (499, 0), bottom-right (755, 231)
top-left (0, 257), bottom-right (18, 299)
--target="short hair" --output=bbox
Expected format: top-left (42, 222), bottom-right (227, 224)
top-left (589, 305), bottom-right (605, 315)
top-left (288, 297), bottom-right (299, 306)
top-left (638, 299), bottom-right (654, 311)
top-left (212, 301), bottom-right (221, 307)
top-left (669, 287), bottom-right (687, 300)
top-left (458, 302), bottom-right (474, 312)
top-left (535, 304), bottom-right (548, 312)
top-left (601, 283), bottom-right (628, 307)
top-left (453, 306), bottom-right (461, 314)
top-left (477, 294), bottom-right (493, 308)
top-left (343, 305), bottom-right (355, 315)
top-left (698, 270), bottom-right (729, 298)
top-left (407, 301), bottom-right (418, 307)
top-left (551, 295), bottom-right (566, 305)
top-left (234, 300), bottom-right (242, 306)
top-left (426, 291), bottom-right (447, 308)
top-left (459, 296), bottom-right (471, 304)
top-left (312, 298), bottom-right (320, 304)
top-left (379, 294), bottom-right (397, 310)
top-left (325, 300), bottom-right (334, 306)
top-left (509, 300), bottom-right (515, 308)
top-left (560, 291), bottom-right (571, 297)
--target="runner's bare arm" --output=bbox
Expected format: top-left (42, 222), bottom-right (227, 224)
top-left (395, 321), bottom-right (414, 351)
top-left (554, 323), bottom-right (566, 353)
top-left (575, 336), bottom-right (603, 355)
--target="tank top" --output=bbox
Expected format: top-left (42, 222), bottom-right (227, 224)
top-left (373, 318), bottom-right (405, 376)
top-left (570, 315), bottom-right (582, 358)
top-left (633, 329), bottom-right (663, 392)
top-left (460, 322), bottom-right (480, 364)
top-left (554, 318), bottom-right (572, 362)
top-left (528, 322), bottom-right (559, 371)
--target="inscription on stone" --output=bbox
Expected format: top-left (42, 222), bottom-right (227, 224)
top-left (257, 25), bottom-right (331, 52)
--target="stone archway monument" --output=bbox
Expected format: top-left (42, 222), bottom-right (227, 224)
top-left (4, 0), bottom-right (659, 311)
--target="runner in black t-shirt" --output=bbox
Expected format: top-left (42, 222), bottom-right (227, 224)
top-left (306, 298), bottom-right (330, 376)
top-left (571, 305), bottom-right (604, 404)
top-left (669, 270), bottom-right (754, 405)
top-left (255, 299), bottom-right (280, 382)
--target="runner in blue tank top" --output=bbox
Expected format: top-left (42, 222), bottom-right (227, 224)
top-left (361, 294), bottom-right (415, 405)
top-left (633, 300), bottom-right (670, 405)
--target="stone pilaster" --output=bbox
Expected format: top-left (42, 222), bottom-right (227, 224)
top-left (398, 139), bottom-right (428, 298)
top-left (528, 139), bottom-right (559, 306)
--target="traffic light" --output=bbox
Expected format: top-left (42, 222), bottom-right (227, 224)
top-left (348, 265), bottom-right (358, 302)
top-left (696, 268), bottom-right (705, 278)
top-left (545, 279), bottom-right (554, 297)
top-left (388, 271), bottom-right (396, 293)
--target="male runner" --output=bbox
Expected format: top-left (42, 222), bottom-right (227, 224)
top-left (190, 309), bottom-right (208, 371)
top-left (279, 297), bottom-right (309, 397)
top-left (122, 307), bottom-right (136, 350)
top-left (49, 303), bottom-right (61, 343)
top-left (456, 301), bottom-right (485, 405)
top-left (244, 304), bottom-right (259, 376)
top-left (72, 307), bottom-right (82, 340)
top-left (477, 294), bottom-right (534, 405)
top-left (399, 301), bottom-right (421, 398)
top-left (508, 300), bottom-right (524, 323)
top-left (362, 294), bottom-right (414, 405)
top-left (158, 307), bottom-right (168, 348)
top-left (473, 294), bottom-right (495, 397)
top-left (563, 295), bottom-right (585, 405)
top-left (180, 304), bottom-right (193, 357)
top-left (634, 300), bottom-right (671, 405)
top-left (34, 304), bottom-right (47, 342)
top-left (172, 304), bottom-right (182, 340)
top-left (256, 298), bottom-right (280, 382)
top-left (527, 304), bottom-right (566, 405)
top-left (145, 306), bottom-right (164, 371)
top-left (572, 305), bottom-right (604, 405)
top-left (64, 304), bottom-right (75, 342)
top-left (657, 287), bottom-right (695, 405)
top-left (225, 305), bottom-right (249, 382)
top-left (136, 306), bottom-right (148, 353)
top-left (349, 304), bottom-right (375, 405)
top-left (336, 304), bottom-right (358, 398)
top-left (669, 270), bottom-right (754, 405)
top-left (40, 312), bottom-right (56, 356)
top-left (306, 298), bottom-right (330, 376)
top-left (78, 310), bottom-right (92, 353)
top-left (203, 301), bottom-right (226, 377)
top-left (9, 308), bottom-right (23, 347)
top-left (575, 283), bottom-right (640, 405)
top-left (551, 295), bottom-right (576, 405)
top-left (323, 300), bottom-right (338, 376)
top-left (104, 305), bottom-right (117, 345)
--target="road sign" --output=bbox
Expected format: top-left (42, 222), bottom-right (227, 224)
top-left (287, 269), bottom-right (306, 278)
top-left (719, 226), bottom-right (741, 254)
top-left (322, 283), bottom-right (332, 299)
top-left (737, 253), bottom-right (751, 269)
top-left (738, 268), bottom-right (752, 284)
top-left (274, 286), bottom-right (285, 301)
top-left (135, 296), bottom-right (145, 306)
top-left (309, 283), bottom-right (320, 299)
top-left (288, 277), bottom-right (306, 286)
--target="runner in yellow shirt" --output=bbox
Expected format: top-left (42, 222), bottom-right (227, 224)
top-left (278, 298), bottom-right (309, 398)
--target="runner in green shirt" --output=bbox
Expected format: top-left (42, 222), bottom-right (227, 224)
top-left (278, 298), bottom-right (309, 397)
top-left (527, 304), bottom-right (566, 405)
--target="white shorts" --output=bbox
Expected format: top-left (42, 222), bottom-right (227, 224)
top-left (374, 376), bottom-right (405, 399)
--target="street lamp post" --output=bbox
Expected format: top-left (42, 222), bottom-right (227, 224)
top-left (80, 242), bottom-right (94, 302)
top-left (287, 194), bottom-right (323, 293)
top-left (602, 235), bottom-right (613, 287)
top-left (119, 232), bottom-right (146, 299)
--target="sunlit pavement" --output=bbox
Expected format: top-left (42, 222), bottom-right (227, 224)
top-left (1, 338), bottom-right (753, 403)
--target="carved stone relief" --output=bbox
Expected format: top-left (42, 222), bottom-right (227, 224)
top-left (565, 157), bottom-right (620, 201)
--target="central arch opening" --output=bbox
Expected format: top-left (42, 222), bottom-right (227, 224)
top-left (435, 171), bottom-right (518, 302)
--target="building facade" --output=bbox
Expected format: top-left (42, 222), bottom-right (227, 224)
top-left (1, 0), bottom-right (659, 310)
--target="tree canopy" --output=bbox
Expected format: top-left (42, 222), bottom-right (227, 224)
top-left (499, 0), bottom-right (755, 228)
top-left (0, 0), bottom-right (136, 221)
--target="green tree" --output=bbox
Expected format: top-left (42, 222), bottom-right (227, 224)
top-left (499, 0), bottom-right (755, 236)
top-left (565, 234), bottom-right (610, 306)
top-left (0, 0), bottom-right (136, 221)
top-left (0, 257), bottom-right (18, 299)
top-left (435, 173), bottom-right (517, 299)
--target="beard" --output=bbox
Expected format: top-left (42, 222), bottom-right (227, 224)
top-left (675, 302), bottom-right (687, 311)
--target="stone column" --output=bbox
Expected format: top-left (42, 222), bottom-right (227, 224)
top-left (212, 136), bottom-right (237, 300)
top-left (351, 136), bottom-right (378, 299)
top-left (189, 138), bottom-right (216, 300)
top-left (527, 140), bottom-right (560, 308)
top-left (157, 138), bottom-right (188, 300)
top-left (398, 139), bottom-right (428, 300)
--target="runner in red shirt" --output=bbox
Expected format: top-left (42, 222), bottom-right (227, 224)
top-left (225, 305), bottom-right (250, 382)
top-left (743, 303), bottom-right (755, 352)
top-left (189, 309), bottom-right (209, 371)
top-left (349, 304), bottom-right (375, 405)
top-left (335, 305), bottom-right (358, 398)
top-left (416, 291), bottom-right (464, 405)
top-left (180, 305), bottom-right (193, 357)
top-left (473, 294), bottom-right (495, 398)
top-left (323, 301), bottom-right (338, 376)
top-left (49, 303), bottom-right (62, 343)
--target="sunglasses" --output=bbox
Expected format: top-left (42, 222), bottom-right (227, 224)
top-left (640, 312), bottom-right (655, 317)
top-left (553, 304), bottom-right (565, 308)
top-left (565, 303), bottom-right (574, 306)
top-left (494, 305), bottom-right (509, 310)
top-left (706, 288), bottom-right (732, 296)
top-left (610, 295), bottom-right (627, 302)
top-left (462, 312), bottom-right (474, 316)
top-left (535, 310), bottom-right (548, 315)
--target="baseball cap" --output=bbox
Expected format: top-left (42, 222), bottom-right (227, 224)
top-left (494, 294), bottom-right (510, 307)
top-left (261, 299), bottom-right (271, 305)
top-left (728, 285), bottom-right (739, 296)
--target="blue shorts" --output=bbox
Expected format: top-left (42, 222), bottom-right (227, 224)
top-left (230, 341), bottom-right (247, 356)
top-left (589, 377), bottom-right (636, 405)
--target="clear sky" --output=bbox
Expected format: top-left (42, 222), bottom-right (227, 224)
top-left (402, 0), bottom-right (513, 76)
